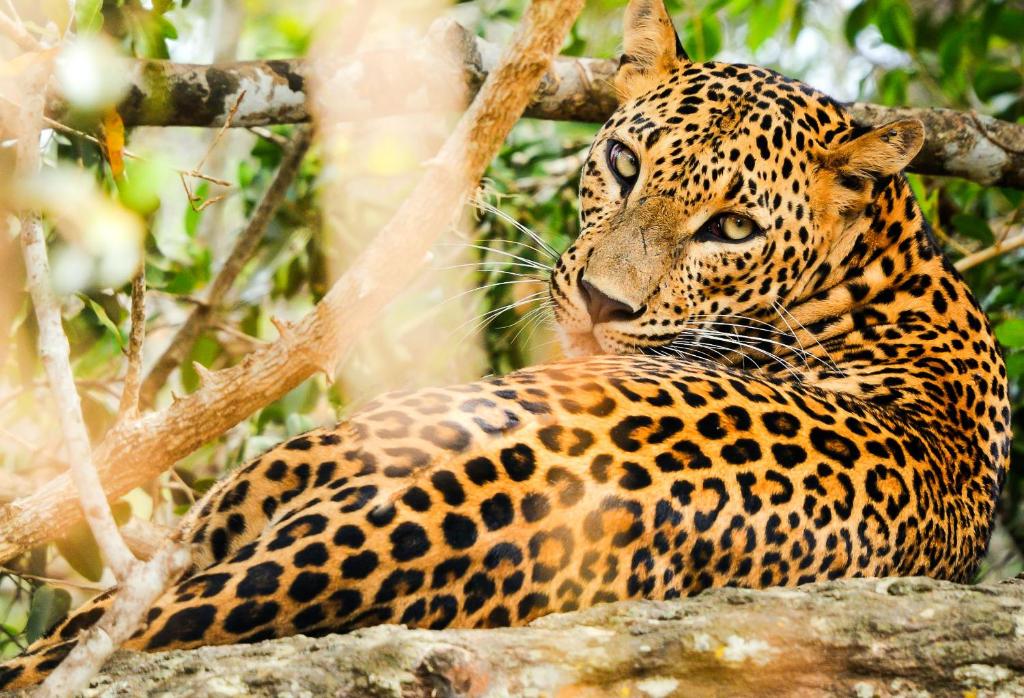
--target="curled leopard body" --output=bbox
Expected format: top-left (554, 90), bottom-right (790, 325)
top-left (2, 0), bottom-right (1010, 689)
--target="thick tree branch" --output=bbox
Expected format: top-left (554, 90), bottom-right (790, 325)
top-left (46, 24), bottom-right (1024, 189)
top-left (0, 1), bottom-right (585, 563)
top-left (847, 103), bottom-right (1024, 189)
top-left (53, 578), bottom-right (1024, 697)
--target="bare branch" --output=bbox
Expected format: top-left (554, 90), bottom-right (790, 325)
top-left (138, 124), bottom-right (313, 407)
top-left (955, 227), bottom-right (1024, 272)
top-left (116, 272), bottom-right (146, 422)
top-left (12, 58), bottom-right (190, 698)
top-left (0, 9), bottom-right (42, 52)
top-left (0, 0), bottom-right (586, 563)
top-left (16, 159), bottom-right (135, 582)
top-left (43, 24), bottom-right (1024, 189)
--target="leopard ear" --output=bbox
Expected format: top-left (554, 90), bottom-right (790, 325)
top-left (615, 0), bottom-right (689, 101)
top-left (818, 118), bottom-right (924, 215)
top-left (825, 119), bottom-right (925, 180)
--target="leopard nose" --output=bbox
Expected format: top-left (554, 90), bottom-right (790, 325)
top-left (579, 279), bottom-right (644, 325)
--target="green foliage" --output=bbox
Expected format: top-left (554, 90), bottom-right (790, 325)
top-left (24, 587), bottom-right (71, 645)
top-left (95, 0), bottom-right (191, 58)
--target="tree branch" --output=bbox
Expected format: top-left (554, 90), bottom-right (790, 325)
top-left (116, 271), bottom-right (146, 422)
top-left (62, 578), bottom-right (1024, 696)
top-left (0, 9), bottom-right (43, 52)
top-left (0, 1), bottom-right (586, 563)
top-left (16, 133), bottom-right (135, 585)
top-left (955, 226), bottom-right (1024, 272)
top-left (45, 23), bottom-right (1024, 189)
top-left (138, 125), bottom-right (312, 408)
top-left (14, 67), bottom-right (192, 698)
top-left (37, 542), bottom-right (191, 697)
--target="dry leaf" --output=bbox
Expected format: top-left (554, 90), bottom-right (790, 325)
top-left (102, 109), bottom-right (125, 179)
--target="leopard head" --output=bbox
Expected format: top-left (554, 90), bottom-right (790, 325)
top-left (551, 0), bottom-right (925, 359)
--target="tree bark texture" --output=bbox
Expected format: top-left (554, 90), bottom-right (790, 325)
top-left (8, 577), bottom-right (1023, 698)
top-left (46, 22), bottom-right (1024, 189)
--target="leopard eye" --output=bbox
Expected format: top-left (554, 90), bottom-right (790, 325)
top-left (700, 214), bottom-right (761, 244)
top-left (720, 215), bottom-right (756, 241)
top-left (607, 140), bottom-right (639, 185)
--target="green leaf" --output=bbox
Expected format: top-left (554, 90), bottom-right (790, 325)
top-left (680, 13), bottom-right (721, 61)
top-left (995, 319), bottom-right (1024, 348)
top-left (747, 0), bottom-right (784, 52)
top-left (973, 66), bottom-right (1023, 102)
top-left (117, 157), bottom-right (166, 216)
top-left (844, 0), bottom-right (875, 46)
top-left (82, 296), bottom-right (125, 349)
top-left (55, 523), bottom-right (104, 582)
top-left (111, 500), bottom-right (132, 526)
top-left (878, 0), bottom-right (915, 49)
top-left (75, 0), bottom-right (103, 34)
top-left (878, 69), bottom-right (908, 105)
top-left (993, 9), bottom-right (1024, 42)
top-left (1005, 352), bottom-right (1024, 380)
top-left (157, 16), bottom-right (178, 40)
top-left (24, 586), bottom-right (71, 644)
top-left (184, 182), bottom-right (207, 237)
top-left (191, 477), bottom-right (218, 494)
top-left (951, 213), bottom-right (995, 245)
top-left (938, 30), bottom-right (965, 77)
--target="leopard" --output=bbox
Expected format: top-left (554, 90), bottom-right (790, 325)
top-left (1, 0), bottom-right (1011, 689)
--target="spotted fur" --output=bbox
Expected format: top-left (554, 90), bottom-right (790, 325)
top-left (1, 0), bottom-right (1010, 688)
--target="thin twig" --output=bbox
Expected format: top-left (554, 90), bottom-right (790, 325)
top-left (0, 568), bottom-right (106, 592)
top-left (247, 125), bottom-right (289, 147)
top-left (955, 227), bottom-right (1024, 272)
top-left (139, 125), bottom-right (313, 406)
top-left (180, 91), bottom-right (246, 211)
top-left (0, 9), bottom-right (42, 52)
top-left (1, 0), bottom-right (22, 24)
top-left (0, 426), bottom-right (64, 467)
top-left (116, 272), bottom-right (146, 422)
top-left (42, 116), bottom-right (233, 186)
